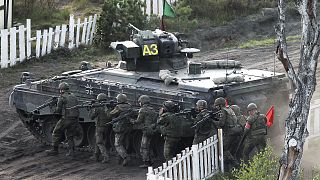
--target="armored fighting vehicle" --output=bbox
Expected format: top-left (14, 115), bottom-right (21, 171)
top-left (9, 24), bottom-right (290, 158)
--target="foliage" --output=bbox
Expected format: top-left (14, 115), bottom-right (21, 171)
top-left (231, 145), bottom-right (278, 180)
top-left (239, 35), bottom-right (300, 48)
top-left (181, 0), bottom-right (277, 26)
top-left (95, 0), bottom-right (146, 48)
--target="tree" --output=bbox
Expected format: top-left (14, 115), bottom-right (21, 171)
top-left (275, 0), bottom-right (319, 179)
top-left (95, 0), bottom-right (146, 48)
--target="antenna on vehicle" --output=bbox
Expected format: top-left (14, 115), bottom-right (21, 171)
top-left (273, 38), bottom-right (276, 76)
top-left (226, 48), bottom-right (229, 83)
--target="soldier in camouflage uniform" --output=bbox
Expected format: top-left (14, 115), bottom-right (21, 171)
top-left (230, 105), bottom-right (247, 127)
top-left (157, 100), bottom-right (180, 161)
top-left (242, 103), bottom-right (267, 162)
top-left (131, 95), bottom-right (158, 168)
top-left (192, 100), bottom-right (216, 145)
top-left (46, 82), bottom-right (79, 156)
top-left (110, 93), bottom-right (132, 166)
top-left (212, 97), bottom-right (239, 171)
top-left (89, 93), bottom-right (112, 163)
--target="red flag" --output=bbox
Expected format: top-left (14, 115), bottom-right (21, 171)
top-left (266, 105), bottom-right (274, 127)
top-left (225, 98), bottom-right (228, 107)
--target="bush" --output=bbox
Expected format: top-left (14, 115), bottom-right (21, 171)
top-left (95, 0), bottom-right (146, 48)
top-left (231, 145), bottom-right (278, 180)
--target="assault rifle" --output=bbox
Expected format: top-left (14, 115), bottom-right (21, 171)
top-left (174, 107), bottom-right (198, 118)
top-left (32, 96), bottom-right (58, 114)
top-left (68, 100), bottom-right (117, 110)
top-left (106, 109), bottom-right (139, 125)
top-left (191, 110), bottom-right (222, 129)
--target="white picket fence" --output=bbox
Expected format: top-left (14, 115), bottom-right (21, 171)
top-left (147, 130), bottom-right (224, 180)
top-left (0, 14), bottom-right (97, 69)
top-left (145, 0), bottom-right (177, 17)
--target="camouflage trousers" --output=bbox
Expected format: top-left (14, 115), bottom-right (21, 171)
top-left (140, 132), bottom-right (152, 162)
top-left (164, 136), bottom-right (180, 161)
top-left (95, 126), bottom-right (109, 158)
top-left (223, 135), bottom-right (237, 171)
top-left (242, 135), bottom-right (266, 162)
top-left (114, 132), bottom-right (128, 159)
top-left (52, 118), bottom-right (78, 149)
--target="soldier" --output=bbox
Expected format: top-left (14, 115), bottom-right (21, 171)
top-left (131, 95), bottom-right (158, 168)
top-left (46, 82), bottom-right (79, 157)
top-left (242, 103), bottom-right (267, 162)
top-left (212, 97), bottom-right (239, 171)
top-left (192, 100), bottom-right (216, 145)
top-left (110, 93), bottom-right (132, 166)
top-left (157, 100), bottom-right (180, 161)
top-left (230, 105), bottom-right (246, 127)
top-left (89, 93), bottom-right (111, 163)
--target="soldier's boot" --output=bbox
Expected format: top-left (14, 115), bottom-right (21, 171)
top-left (101, 155), bottom-right (110, 163)
top-left (66, 148), bottom-right (75, 157)
top-left (90, 153), bottom-right (99, 161)
top-left (66, 139), bottom-right (75, 157)
top-left (46, 146), bottom-right (59, 156)
top-left (139, 161), bottom-right (152, 168)
top-left (122, 156), bottom-right (131, 167)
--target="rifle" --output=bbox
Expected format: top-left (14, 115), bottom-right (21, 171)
top-left (191, 110), bottom-right (221, 129)
top-left (106, 109), bottom-right (139, 125)
top-left (68, 100), bottom-right (117, 110)
top-left (32, 96), bottom-right (58, 114)
top-left (234, 129), bottom-right (249, 157)
top-left (174, 107), bottom-right (198, 118)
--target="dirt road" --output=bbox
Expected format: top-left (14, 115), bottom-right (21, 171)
top-left (0, 42), bottom-right (319, 179)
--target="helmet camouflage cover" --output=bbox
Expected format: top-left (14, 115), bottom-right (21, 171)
top-left (163, 100), bottom-right (175, 112)
top-left (230, 105), bottom-right (241, 116)
top-left (97, 93), bottom-right (107, 101)
top-left (247, 103), bottom-right (258, 111)
top-left (138, 95), bottom-right (151, 105)
top-left (196, 100), bottom-right (207, 109)
top-left (214, 97), bottom-right (226, 107)
top-left (116, 93), bottom-right (127, 103)
top-left (58, 82), bottom-right (70, 91)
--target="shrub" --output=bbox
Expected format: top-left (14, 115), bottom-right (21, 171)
top-left (95, 0), bottom-right (146, 48)
top-left (231, 145), bottom-right (278, 180)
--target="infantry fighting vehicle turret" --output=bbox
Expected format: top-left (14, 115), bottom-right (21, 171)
top-left (9, 24), bottom-right (290, 158)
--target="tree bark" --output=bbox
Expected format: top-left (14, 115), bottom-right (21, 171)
top-left (276, 0), bottom-right (320, 179)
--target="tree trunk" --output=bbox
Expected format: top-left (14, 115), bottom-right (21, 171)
top-left (276, 0), bottom-right (320, 179)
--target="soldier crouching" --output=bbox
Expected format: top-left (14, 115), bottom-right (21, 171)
top-left (89, 93), bottom-right (112, 163)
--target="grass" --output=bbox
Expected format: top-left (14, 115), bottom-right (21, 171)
top-left (239, 35), bottom-right (300, 49)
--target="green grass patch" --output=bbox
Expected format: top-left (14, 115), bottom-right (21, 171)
top-left (239, 35), bottom-right (300, 49)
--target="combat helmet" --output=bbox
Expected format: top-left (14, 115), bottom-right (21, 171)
top-left (247, 103), bottom-right (258, 111)
top-left (163, 100), bottom-right (175, 112)
top-left (230, 105), bottom-right (241, 116)
top-left (138, 95), bottom-right (151, 105)
top-left (196, 100), bottom-right (207, 109)
top-left (214, 97), bottom-right (226, 107)
top-left (116, 93), bottom-right (127, 103)
top-left (58, 82), bottom-right (70, 91)
top-left (97, 93), bottom-right (107, 101)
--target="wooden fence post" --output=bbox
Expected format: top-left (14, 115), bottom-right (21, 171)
top-left (36, 30), bottom-right (41, 58)
top-left (26, 19), bottom-right (31, 59)
top-left (81, 18), bottom-right (88, 45)
top-left (9, 27), bottom-right (17, 66)
top-left (1, 29), bottom-right (9, 68)
top-left (18, 25), bottom-right (26, 62)
top-left (218, 129), bottom-right (224, 173)
top-left (60, 24), bottom-right (67, 47)
top-left (68, 14), bottom-right (75, 49)
top-left (191, 144), bottom-right (200, 180)
top-left (89, 14), bottom-right (97, 45)
top-left (85, 16), bottom-right (92, 45)
top-left (54, 26), bottom-right (61, 50)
